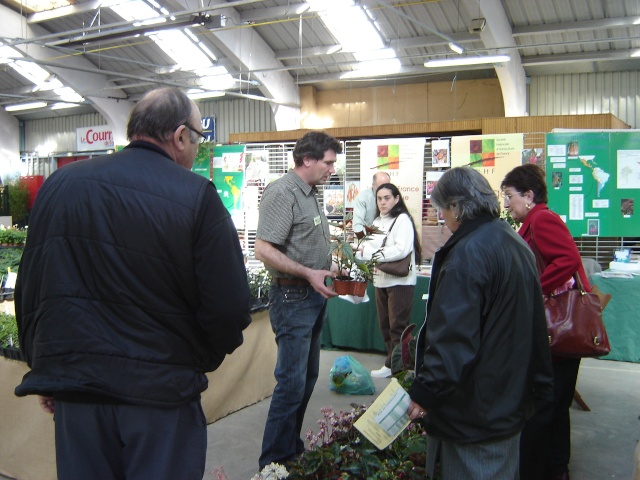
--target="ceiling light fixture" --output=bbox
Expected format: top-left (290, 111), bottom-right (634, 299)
top-left (448, 43), bottom-right (464, 54)
top-left (5, 101), bottom-right (49, 111)
top-left (187, 90), bottom-right (225, 100)
top-left (424, 54), bottom-right (511, 68)
top-left (632, 50), bottom-right (640, 58)
top-left (50, 103), bottom-right (81, 110)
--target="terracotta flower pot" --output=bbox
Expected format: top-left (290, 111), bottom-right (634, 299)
top-left (333, 278), bottom-right (353, 296)
top-left (333, 278), bottom-right (368, 297)
top-left (350, 281), bottom-right (367, 297)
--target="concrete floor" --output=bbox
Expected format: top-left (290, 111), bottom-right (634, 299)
top-left (205, 351), bottom-right (640, 480)
top-left (3, 352), bottom-right (638, 479)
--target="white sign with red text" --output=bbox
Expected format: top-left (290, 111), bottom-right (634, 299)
top-left (76, 126), bottom-right (115, 151)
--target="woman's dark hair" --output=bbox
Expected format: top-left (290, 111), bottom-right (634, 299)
top-left (430, 167), bottom-right (500, 221)
top-left (500, 163), bottom-right (548, 204)
top-left (126, 87), bottom-right (196, 143)
top-left (375, 183), bottom-right (422, 263)
top-left (292, 131), bottom-right (342, 166)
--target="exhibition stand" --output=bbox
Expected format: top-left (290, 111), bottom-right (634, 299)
top-left (590, 274), bottom-right (640, 363)
top-left (0, 310), bottom-right (276, 480)
top-left (322, 274), bottom-right (430, 352)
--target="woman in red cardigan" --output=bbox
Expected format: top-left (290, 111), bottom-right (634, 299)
top-left (502, 163), bottom-right (590, 480)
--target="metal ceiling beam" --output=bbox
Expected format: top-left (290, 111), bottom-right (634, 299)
top-left (8, 0), bottom-right (264, 47)
top-left (275, 32), bottom-right (479, 61)
top-left (513, 16), bottom-right (640, 36)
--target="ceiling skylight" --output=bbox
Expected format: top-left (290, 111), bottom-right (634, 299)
top-left (306, 0), bottom-right (389, 56)
top-left (109, 0), bottom-right (236, 93)
top-left (0, 43), bottom-right (83, 107)
top-left (305, 0), bottom-right (400, 77)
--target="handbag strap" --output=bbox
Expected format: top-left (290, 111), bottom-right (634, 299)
top-left (380, 216), bottom-right (399, 248)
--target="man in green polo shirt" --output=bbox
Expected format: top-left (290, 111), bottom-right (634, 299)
top-left (255, 131), bottom-right (341, 469)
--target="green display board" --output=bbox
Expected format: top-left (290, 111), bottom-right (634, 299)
top-left (192, 143), bottom-right (213, 179)
top-left (546, 132), bottom-right (640, 237)
top-left (212, 144), bottom-right (246, 217)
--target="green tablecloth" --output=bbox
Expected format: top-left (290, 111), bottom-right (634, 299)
top-left (590, 274), bottom-right (640, 363)
top-left (322, 275), bottom-right (430, 352)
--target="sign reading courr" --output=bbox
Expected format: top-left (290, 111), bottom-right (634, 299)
top-left (76, 126), bottom-right (115, 151)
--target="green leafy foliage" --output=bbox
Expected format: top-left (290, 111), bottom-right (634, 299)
top-left (0, 245), bottom-right (23, 273)
top-left (8, 182), bottom-right (30, 227)
top-left (0, 312), bottom-right (18, 348)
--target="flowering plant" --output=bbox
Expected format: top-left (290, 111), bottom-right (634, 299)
top-left (284, 404), bottom-right (428, 479)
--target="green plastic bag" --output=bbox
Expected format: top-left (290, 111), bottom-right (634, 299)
top-left (329, 355), bottom-right (375, 395)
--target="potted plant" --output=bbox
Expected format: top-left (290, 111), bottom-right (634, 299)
top-left (329, 216), bottom-right (381, 297)
top-left (247, 266), bottom-right (271, 312)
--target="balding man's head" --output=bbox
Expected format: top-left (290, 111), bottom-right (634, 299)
top-left (127, 88), bottom-right (198, 144)
top-left (372, 171), bottom-right (391, 191)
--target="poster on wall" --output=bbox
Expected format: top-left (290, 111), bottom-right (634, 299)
top-left (360, 138), bottom-right (426, 225)
top-left (546, 131), bottom-right (640, 237)
top-left (324, 186), bottom-right (345, 218)
top-left (451, 134), bottom-right (524, 197)
top-left (345, 181), bottom-right (360, 209)
top-left (431, 139), bottom-right (450, 167)
top-left (425, 171), bottom-right (444, 198)
top-left (522, 148), bottom-right (544, 165)
top-left (213, 144), bottom-right (246, 228)
top-left (245, 150), bottom-right (269, 186)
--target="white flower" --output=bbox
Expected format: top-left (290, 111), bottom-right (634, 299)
top-left (250, 462), bottom-right (289, 480)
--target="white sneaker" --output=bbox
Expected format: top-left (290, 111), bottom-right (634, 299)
top-left (370, 366), bottom-right (392, 378)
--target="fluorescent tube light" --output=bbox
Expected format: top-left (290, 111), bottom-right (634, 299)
top-left (5, 101), bottom-right (48, 111)
top-left (632, 49), bottom-right (640, 58)
top-left (187, 90), bottom-right (224, 100)
top-left (51, 103), bottom-right (81, 110)
top-left (425, 54), bottom-right (510, 68)
top-left (448, 43), bottom-right (464, 54)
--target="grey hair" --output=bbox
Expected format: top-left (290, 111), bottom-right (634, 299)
top-left (126, 87), bottom-right (196, 143)
top-left (430, 167), bottom-right (500, 221)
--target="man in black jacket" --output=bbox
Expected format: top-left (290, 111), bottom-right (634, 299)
top-left (15, 88), bottom-right (251, 480)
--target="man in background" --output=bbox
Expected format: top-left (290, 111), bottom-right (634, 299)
top-left (255, 131), bottom-right (340, 469)
top-left (15, 87), bottom-right (251, 480)
top-left (352, 171), bottom-right (391, 239)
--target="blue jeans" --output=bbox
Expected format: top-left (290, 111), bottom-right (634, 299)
top-left (259, 282), bottom-right (327, 469)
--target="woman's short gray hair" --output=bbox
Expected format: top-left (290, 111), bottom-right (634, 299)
top-left (430, 167), bottom-right (500, 221)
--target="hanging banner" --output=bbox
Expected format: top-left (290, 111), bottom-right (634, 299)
top-left (201, 116), bottom-right (215, 142)
top-left (451, 134), bottom-right (524, 197)
top-left (359, 138), bottom-right (426, 225)
top-left (213, 144), bottom-right (246, 228)
top-left (76, 126), bottom-right (114, 151)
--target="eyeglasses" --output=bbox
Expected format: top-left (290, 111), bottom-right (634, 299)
top-left (500, 191), bottom-right (521, 200)
top-left (181, 122), bottom-right (207, 144)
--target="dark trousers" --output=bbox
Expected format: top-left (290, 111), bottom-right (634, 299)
top-left (54, 398), bottom-right (207, 480)
top-left (520, 358), bottom-right (581, 480)
top-left (375, 284), bottom-right (415, 368)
